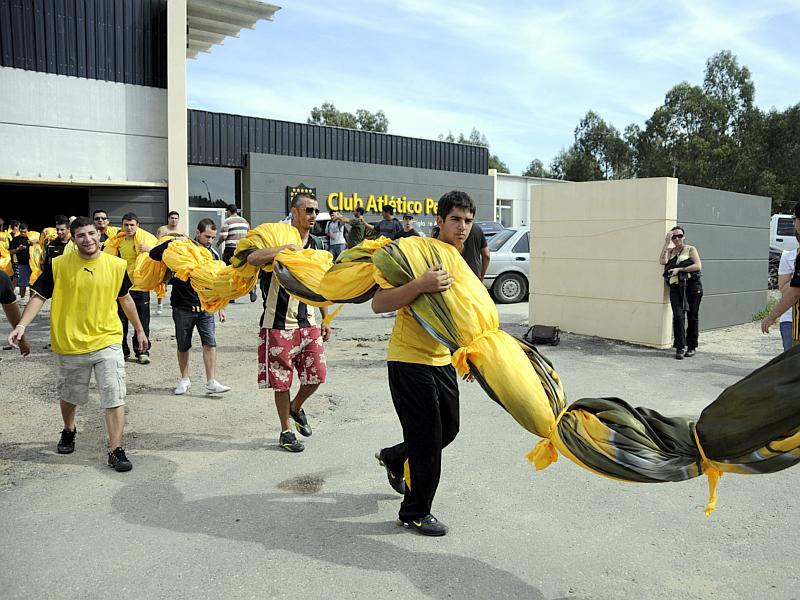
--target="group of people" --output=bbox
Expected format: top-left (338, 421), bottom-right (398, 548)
top-left (1, 191), bottom-right (485, 537)
top-left (7, 195), bottom-right (793, 538)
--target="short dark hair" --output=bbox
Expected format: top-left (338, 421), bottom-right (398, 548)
top-left (19, 223), bottom-right (28, 230)
top-left (355, 207), bottom-right (365, 216)
top-left (70, 216), bottom-right (96, 237)
top-left (291, 193), bottom-right (315, 208)
top-left (92, 209), bottom-right (108, 219)
top-left (382, 205), bottom-right (394, 216)
top-left (226, 204), bottom-right (237, 214)
top-left (9, 220), bottom-right (20, 229)
top-left (671, 226), bottom-right (685, 236)
top-left (121, 212), bottom-right (139, 223)
top-left (168, 210), bottom-right (179, 218)
top-left (436, 190), bottom-right (475, 219)
top-left (794, 202), bottom-right (800, 219)
top-left (54, 214), bottom-right (69, 226)
top-left (196, 218), bottom-right (216, 233)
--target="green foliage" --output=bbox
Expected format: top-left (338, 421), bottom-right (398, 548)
top-left (522, 158), bottom-right (550, 178)
top-left (541, 50), bottom-right (799, 213)
top-left (440, 128), bottom-right (510, 173)
top-left (307, 102), bottom-right (388, 132)
top-left (753, 297), bottom-right (778, 321)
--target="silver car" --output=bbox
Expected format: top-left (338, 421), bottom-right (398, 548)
top-left (483, 226), bottom-right (530, 303)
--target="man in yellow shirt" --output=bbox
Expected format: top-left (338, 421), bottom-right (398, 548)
top-left (8, 216), bottom-right (148, 471)
top-left (372, 190), bottom-right (475, 537)
top-left (106, 212), bottom-right (156, 363)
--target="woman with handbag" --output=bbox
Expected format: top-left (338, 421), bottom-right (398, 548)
top-left (659, 226), bottom-right (703, 359)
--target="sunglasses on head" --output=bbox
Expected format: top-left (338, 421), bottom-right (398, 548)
top-left (671, 234), bottom-right (684, 240)
top-left (302, 207), bottom-right (320, 215)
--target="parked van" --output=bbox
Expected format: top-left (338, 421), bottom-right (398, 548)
top-left (771, 214), bottom-right (798, 252)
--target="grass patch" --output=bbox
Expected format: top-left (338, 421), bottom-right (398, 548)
top-left (753, 297), bottom-right (778, 321)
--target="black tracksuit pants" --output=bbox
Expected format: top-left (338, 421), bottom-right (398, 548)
top-left (119, 290), bottom-right (151, 357)
top-left (381, 361), bottom-right (460, 522)
top-left (669, 278), bottom-right (703, 350)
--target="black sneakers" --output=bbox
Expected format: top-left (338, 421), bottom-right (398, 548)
top-left (107, 447), bottom-right (133, 472)
top-left (290, 408), bottom-right (312, 437)
top-left (375, 450), bottom-right (405, 495)
top-left (57, 428), bottom-right (77, 454)
top-left (398, 514), bottom-right (448, 537)
top-left (279, 430), bottom-right (304, 452)
top-left (675, 348), bottom-right (685, 360)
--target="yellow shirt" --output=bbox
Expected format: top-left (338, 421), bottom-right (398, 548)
top-left (374, 271), bottom-right (451, 366)
top-left (119, 238), bottom-right (145, 291)
top-left (41, 252), bottom-right (129, 355)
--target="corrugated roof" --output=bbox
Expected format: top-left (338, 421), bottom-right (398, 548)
top-left (187, 0), bottom-right (280, 59)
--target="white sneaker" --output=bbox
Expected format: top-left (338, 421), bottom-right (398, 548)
top-left (174, 378), bottom-right (191, 395)
top-left (381, 311), bottom-right (397, 318)
top-left (156, 306), bottom-right (163, 315)
top-left (206, 379), bottom-right (231, 395)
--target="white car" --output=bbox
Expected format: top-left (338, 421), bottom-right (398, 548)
top-left (483, 226), bottom-right (530, 303)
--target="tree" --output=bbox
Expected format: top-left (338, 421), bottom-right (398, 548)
top-left (439, 128), bottom-right (510, 173)
top-left (522, 158), bottom-right (548, 177)
top-left (307, 102), bottom-right (388, 132)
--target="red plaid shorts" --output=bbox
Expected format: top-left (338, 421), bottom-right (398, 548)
top-left (258, 327), bottom-right (327, 391)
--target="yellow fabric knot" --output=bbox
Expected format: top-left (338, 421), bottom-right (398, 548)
top-left (322, 304), bottom-right (345, 326)
top-left (360, 237), bottom-right (394, 251)
top-left (451, 329), bottom-right (498, 375)
top-left (527, 405), bottom-right (568, 471)
top-left (693, 427), bottom-right (723, 518)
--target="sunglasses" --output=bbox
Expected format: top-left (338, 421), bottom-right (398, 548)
top-left (302, 207), bottom-right (320, 215)
top-left (671, 234), bottom-right (684, 240)
top-left (94, 216), bottom-right (108, 221)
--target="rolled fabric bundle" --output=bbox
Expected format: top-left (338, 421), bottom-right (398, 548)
top-left (272, 248), bottom-right (334, 307)
top-left (0, 242), bottom-right (11, 276)
top-left (133, 251), bottom-right (168, 291)
top-left (102, 228), bottom-right (158, 257)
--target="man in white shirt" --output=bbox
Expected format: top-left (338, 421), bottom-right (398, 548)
top-left (326, 211), bottom-right (346, 260)
top-left (778, 242), bottom-right (800, 351)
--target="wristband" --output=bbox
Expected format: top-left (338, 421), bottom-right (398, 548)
top-left (16, 324), bottom-right (25, 331)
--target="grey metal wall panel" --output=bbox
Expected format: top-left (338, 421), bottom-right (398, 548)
top-left (88, 186), bottom-right (166, 235)
top-left (244, 153), bottom-right (494, 229)
top-left (678, 184), bottom-right (771, 227)
top-left (0, 0), bottom-right (165, 88)
top-left (698, 291), bottom-right (768, 330)
top-left (677, 184), bottom-right (771, 331)
top-left (188, 109), bottom-right (490, 175)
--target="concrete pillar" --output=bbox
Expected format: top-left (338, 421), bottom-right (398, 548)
top-left (167, 0), bottom-right (189, 221)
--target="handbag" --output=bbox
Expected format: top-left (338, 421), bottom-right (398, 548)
top-left (524, 324), bottom-right (560, 346)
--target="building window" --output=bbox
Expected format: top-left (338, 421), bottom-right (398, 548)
top-left (496, 199), bottom-right (513, 227)
top-left (189, 166), bottom-right (240, 209)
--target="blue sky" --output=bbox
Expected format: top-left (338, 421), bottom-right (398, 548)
top-left (187, 1), bottom-right (800, 175)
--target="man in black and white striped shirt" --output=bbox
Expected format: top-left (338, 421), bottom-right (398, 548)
top-left (247, 193), bottom-right (332, 453)
top-left (217, 204), bottom-right (256, 302)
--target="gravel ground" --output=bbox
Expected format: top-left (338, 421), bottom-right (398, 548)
top-left (1, 292), bottom-right (798, 600)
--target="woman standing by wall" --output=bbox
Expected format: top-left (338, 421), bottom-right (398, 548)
top-left (659, 227), bottom-right (703, 359)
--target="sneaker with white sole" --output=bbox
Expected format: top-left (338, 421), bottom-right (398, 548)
top-left (156, 306), bottom-right (163, 315)
top-left (174, 378), bottom-right (191, 395)
top-left (206, 379), bottom-right (231, 395)
top-left (137, 354), bottom-right (151, 365)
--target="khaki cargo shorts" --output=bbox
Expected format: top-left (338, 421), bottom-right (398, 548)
top-left (56, 345), bottom-right (126, 409)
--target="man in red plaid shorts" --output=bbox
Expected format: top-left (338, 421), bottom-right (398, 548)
top-left (247, 193), bottom-right (331, 452)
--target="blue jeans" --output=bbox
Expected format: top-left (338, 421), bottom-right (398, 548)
top-left (779, 321), bottom-right (796, 352)
top-left (329, 243), bottom-right (345, 260)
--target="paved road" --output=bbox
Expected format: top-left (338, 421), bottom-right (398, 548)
top-left (1, 296), bottom-right (798, 600)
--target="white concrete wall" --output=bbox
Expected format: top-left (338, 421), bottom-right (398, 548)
top-left (495, 173), bottom-right (568, 227)
top-left (0, 66), bottom-right (167, 184)
top-left (530, 178), bottom-right (677, 347)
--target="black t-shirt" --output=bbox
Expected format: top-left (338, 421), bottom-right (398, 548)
top-left (374, 218), bottom-right (403, 240)
top-left (0, 271), bottom-right (15, 304)
top-left (149, 239), bottom-right (220, 309)
top-left (45, 240), bottom-right (69, 266)
top-left (32, 260), bottom-right (132, 299)
top-left (396, 228), bottom-right (420, 238)
top-left (791, 251), bottom-right (800, 288)
top-left (460, 225), bottom-right (487, 277)
top-left (10, 235), bottom-right (30, 264)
